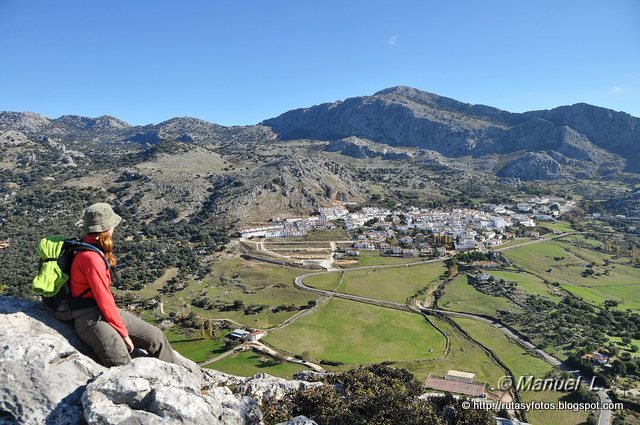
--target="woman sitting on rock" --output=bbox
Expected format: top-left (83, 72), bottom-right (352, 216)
top-left (71, 203), bottom-right (178, 367)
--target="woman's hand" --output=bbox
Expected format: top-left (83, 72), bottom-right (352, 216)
top-left (123, 335), bottom-right (134, 353)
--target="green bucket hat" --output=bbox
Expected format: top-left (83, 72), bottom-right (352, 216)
top-left (82, 203), bottom-right (122, 233)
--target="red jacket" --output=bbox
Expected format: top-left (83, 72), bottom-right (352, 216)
top-left (69, 235), bottom-right (128, 337)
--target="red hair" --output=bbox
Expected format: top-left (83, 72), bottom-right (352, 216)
top-left (91, 231), bottom-right (117, 267)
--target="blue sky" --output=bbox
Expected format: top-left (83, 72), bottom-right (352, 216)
top-left (0, 1), bottom-right (638, 125)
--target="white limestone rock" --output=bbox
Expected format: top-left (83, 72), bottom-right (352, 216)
top-left (238, 373), bottom-right (323, 405)
top-left (0, 297), bottom-right (104, 425)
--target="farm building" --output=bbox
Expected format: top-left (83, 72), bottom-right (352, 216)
top-left (445, 370), bottom-right (476, 384)
top-left (248, 330), bottom-right (267, 341)
top-left (228, 329), bottom-right (250, 340)
top-left (425, 375), bottom-right (486, 398)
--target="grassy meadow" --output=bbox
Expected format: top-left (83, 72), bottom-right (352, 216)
top-left (140, 258), bottom-right (319, 329)
top-left (165, 328), bottom-right (226, 363)
top-left (304, 261), bottom-right (446, 304)
top-left (520, 390), bottom-right (590, 425)
top-left (488, 270), bottom-right (564, 301)
top-left (396, 316), bottom-right (506, 386)
top-left (342, 250), bottom-right (422, 267)
top-left (503, 237), bottom-right (640, 311)
top-left (453, 318), bottom-right (591, 425)
top-left (205, 349), bottom-right (307, 379)
top-left (439, 274), bottom-right (522, 316)
top-left (453, 318), bottom-right (553, 380)
top-left (264, 298), bottom-right (447, 364)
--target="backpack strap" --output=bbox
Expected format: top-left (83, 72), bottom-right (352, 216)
top-left (63, 240), bottom-right (111, 300)
top-left (64, 240), bottom-right (110, 271)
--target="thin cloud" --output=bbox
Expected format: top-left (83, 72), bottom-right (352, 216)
top-left (387, 35), bottom-right (398, 46)
top-left (611, 87), bottom-right (624, 93)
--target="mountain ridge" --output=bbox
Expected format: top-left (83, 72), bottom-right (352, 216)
top-left (1, 86), bottom-right (639, 178)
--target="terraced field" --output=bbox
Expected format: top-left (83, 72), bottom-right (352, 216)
top-left (342, 251), bottom-right (422, 267)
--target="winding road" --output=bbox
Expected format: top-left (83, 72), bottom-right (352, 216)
top-left (292, 236), bottom-right (612, 425)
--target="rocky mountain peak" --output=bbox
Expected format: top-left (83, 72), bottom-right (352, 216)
top-left (54, 114), bottom-right (130, 130)
top-left (0, 111), bottom-right (51, 132)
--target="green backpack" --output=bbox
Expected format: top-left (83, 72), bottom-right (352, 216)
top-left (33, 236), bottom-right (109, 320)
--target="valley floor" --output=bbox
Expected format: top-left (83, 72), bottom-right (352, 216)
top-left (129, 226), bottom-right (639, 425)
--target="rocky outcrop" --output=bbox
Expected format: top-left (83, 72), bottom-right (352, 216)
top-left (0, 297), bottom-right (319, 425)
top-left (82, 358), bottom-right (262, 425)
top-left (497, 152), bottom-right (565, 180)
top-left (325, 137), bottom-right (413, 161)
top-left (0, 112), bottom-right (51, 133)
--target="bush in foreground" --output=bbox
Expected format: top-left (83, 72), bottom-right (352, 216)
top-left (263, 364), bottom-right (495, 425)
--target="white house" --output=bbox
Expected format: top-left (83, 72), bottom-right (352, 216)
top-left (519, 219), bottom-right (535, 227)
top-left (247, 330), bottom-right (266, 341)
top-left (455, 239), bottom-right (477, 251)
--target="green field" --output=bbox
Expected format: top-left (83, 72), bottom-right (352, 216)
top-left (536, 220), bottom-right (575, 233)
top-left (503, 238), bottom-right (640, 311)
top-left (521, 390), bottom-right (590, 425)
top-left (305, 262), bottom-right (446, 304)
top-left (304, 271), bottom-right (342, 291)
top-left (496, 238), bottom-right (538, 248)
top-left (452, 318), bottom-right (592, 425)
top-left (439, 274), bottom-right (522, 316)
top-left (205, 349), bottom-right (307, 379)
top-left (609, 336), bottom-right (640, 357)
top-left (264, 298), bottom-right (447, 364)
top-left (138, 268), bottom-right (179, 298)
top-left (396, 316), bottom-right (506, 386)
top-left (165, 329), bottom-right (227, 363)
top-left (453, 318), bottom-right (553, 380)
top-left (342, 251), bottom-right (421, 267)
top-left (488, 270), bottom-right (563, 301)
top-left (144, 258), bottom-right (320, 328)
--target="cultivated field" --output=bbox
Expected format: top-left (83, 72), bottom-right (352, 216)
top-left (264, 298), bottom-right (447, 364)
top-left (303, 228), bottom-right (350, 241)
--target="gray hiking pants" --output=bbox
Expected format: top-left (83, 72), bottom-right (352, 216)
top-left (73, 307), bottom-right (178, 367)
